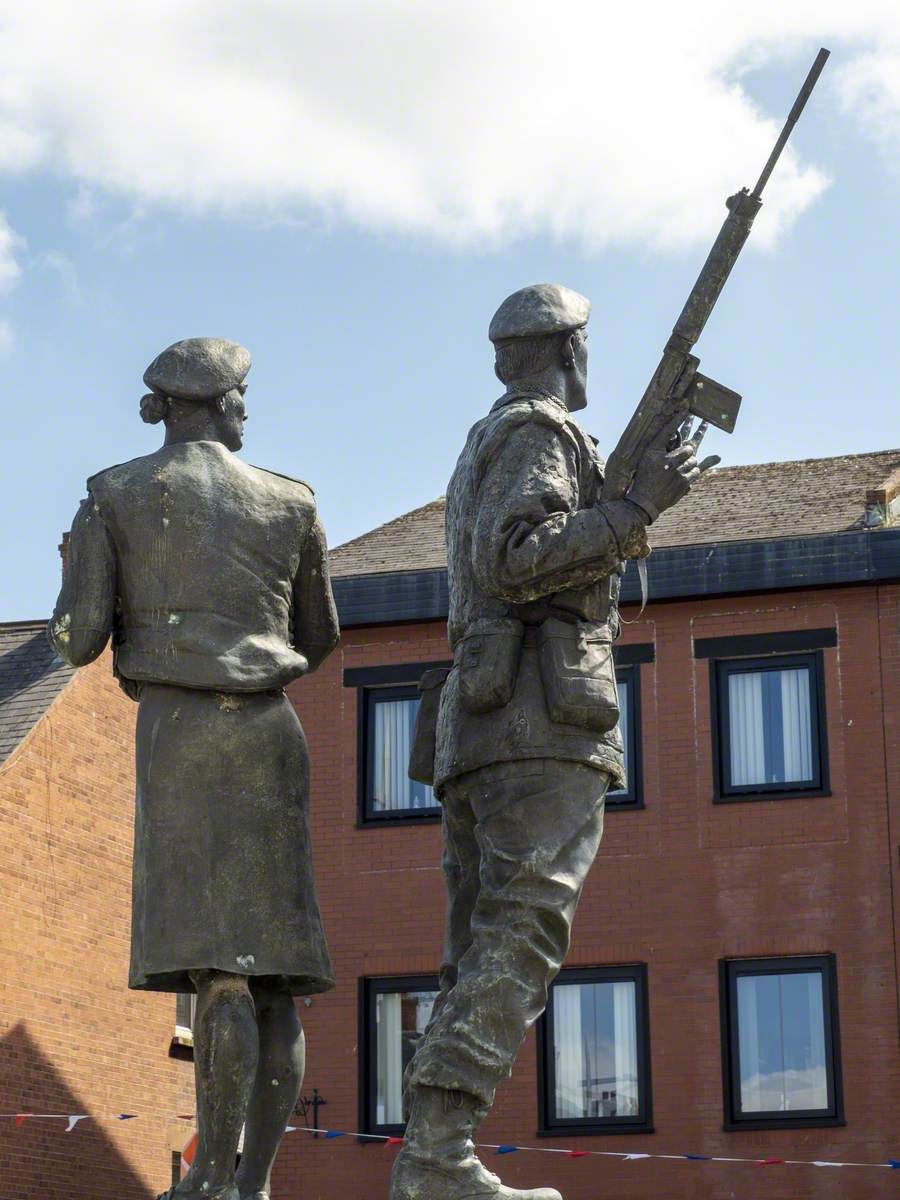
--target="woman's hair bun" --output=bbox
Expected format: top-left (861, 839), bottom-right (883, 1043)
top-left (140, 392), bottom-right (169, 425)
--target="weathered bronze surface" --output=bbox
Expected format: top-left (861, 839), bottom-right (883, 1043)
top-left (392, 286), bottom-right (713, 1200)
top-left (50, 338), bottom-right (339, 1200)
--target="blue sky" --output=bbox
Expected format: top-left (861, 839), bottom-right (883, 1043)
top-left (1, 5), bottom-right (899, 620)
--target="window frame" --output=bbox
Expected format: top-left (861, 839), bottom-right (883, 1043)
top-left (606, 664), bottom-right (643, 809)
top-left (350, 663), bottom-right (449, 826)
top-left (537, 964), bottom-right (653, 1136)
top-left (719, 955), bottom-right (844, 1131)
top-left (359, 974), bottom-right (441, 1138)
top-left (710, 650), bottom-right (829, 802)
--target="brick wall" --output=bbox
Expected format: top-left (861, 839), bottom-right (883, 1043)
top-left (278, 583), bottom-right (900, 1200)
top-left (0, 651), bottom-right (194, 1199)
top-left (2, 582), bottom-right (896, 1200)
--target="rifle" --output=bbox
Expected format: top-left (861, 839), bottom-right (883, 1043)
top-left (602, 47), bottom-right (830, 502)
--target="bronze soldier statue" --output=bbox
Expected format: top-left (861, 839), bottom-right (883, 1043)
top-left (49, 338), bottom-right (339, 1200)
top-left (392, 285), bottom-right (717, 1200)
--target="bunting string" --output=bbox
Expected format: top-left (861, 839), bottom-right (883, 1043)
top-left (0, 1114), bottom-right (897, 1171)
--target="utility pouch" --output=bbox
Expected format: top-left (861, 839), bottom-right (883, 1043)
top-left (408, 667), bottom-right (451, 786)
top-left (456, 617), bottom-right (524, 714)
top-left (538, 617), bottom-right (620, 732)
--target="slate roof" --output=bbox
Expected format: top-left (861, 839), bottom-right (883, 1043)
top-left (329, 449), bottom-right (900, 578)
top-left (0, 622), bottom-right (75, 765)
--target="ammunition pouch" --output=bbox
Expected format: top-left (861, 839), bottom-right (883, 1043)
top-left (456, 617), bottom-right (524, 714)
top-left (408, 667), bottom-right (452, 786)
top-left (537, 616), bottom-right (620, 733)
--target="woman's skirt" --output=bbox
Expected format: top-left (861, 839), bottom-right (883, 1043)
top-left (129, 683), bottom-right (334, 995)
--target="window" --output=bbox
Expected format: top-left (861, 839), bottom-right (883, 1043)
top-left (606, 666), bottom-right (642, 808)
top-left (346, 662), bottom-right (448, 825)
top-left (362, 686), bottom-right (440, 821)
top-left (175, 992), bottom-right (195, 1041)
top-left (170, 993), bottom-right (196, 1059)
top-left (538, 966), bottom-right (651, 1134)
top-left (720, 956), bottom-right (843, 1129)
top-left (712, 652), bottom-right (828, 800)
top-left (361, 976), bottom-right (440, 1135)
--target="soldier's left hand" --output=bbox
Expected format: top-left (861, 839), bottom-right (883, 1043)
top-left (674, 417), bottom-right (721, 481)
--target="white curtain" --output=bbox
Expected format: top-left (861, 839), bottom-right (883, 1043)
top-left (737, 976), bottom-right (763, 1111)
top-left (554, 985), bottom-right (584, 1118)
top-left (780, 669), bottom-right (812, 782)
top-left (376, 993), bottom-right (402, 1125)
top-left (728, 672), bottom-right (766, 785)
top-left (728, 668), bottom-right (812, 786)
top-left (374, 699), bottom-right (413, 811)
top-left (612, 982), bottom-right (638, 1116)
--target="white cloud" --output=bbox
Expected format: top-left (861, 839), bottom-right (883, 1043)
top-left (0, 211), bottom-right (23, 291)
top-left (0, 318), bottom-right (14, 357)
top-left (0, 1), bottom-right (896, 252)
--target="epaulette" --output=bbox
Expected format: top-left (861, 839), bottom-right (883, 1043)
top-left (248, 463), bottom-right (315, 494)
top-left (491, 393), bottom-right (568, 433)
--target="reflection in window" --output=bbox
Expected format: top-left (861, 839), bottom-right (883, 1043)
top-left (722, 956), bottom-right (842, 1127)
top-left (728, 666), bottom-right (812, 787)
top-left (374, 987), bottom-right (439, 1127)
top-left (737, 971), bottom-right (826, 1112)
top-left (366, 688), bottom-right (438, 817)
top-left (540, 965), bottom-right (650, 1131)
top-left (554, 979), bottom-right (639, 1119)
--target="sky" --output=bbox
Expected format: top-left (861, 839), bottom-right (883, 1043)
top-left (1, 1), bottom-right (899, 620)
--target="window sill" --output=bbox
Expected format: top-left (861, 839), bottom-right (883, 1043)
top-left (713, 788), bottom-right (831, 805)
top-left (723, 1115), bottom-right (845, 1132)
top-left (536, 1122), bottom-right (654, 1137)
top-left (357, 811), bottom-right (442, 829)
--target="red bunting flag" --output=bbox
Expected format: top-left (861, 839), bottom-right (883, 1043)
top-left (14, 1115), bottom-right (30, 1127)
top-left (385, 1137), bottom-right (404, 1146)
top-left (757, 1158), bottom-right (785, 1166)
top-left (568, 1150), bottom-right (589, 1158)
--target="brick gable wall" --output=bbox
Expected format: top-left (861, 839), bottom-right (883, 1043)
top-left (0, 652), bottom-right (194, 1199)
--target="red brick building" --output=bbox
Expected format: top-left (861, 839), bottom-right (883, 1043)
top-left (0, 625), bottom-right (194, 1199)
top-left (2, 448), bottom-right (899, 1200)
top-left (281, 449), bottom-right (900, 1200)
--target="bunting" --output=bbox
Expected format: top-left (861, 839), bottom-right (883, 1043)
top-left (1, 1114), bottom-right (897, 1172)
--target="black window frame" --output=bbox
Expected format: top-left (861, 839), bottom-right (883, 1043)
top-left (719, 954), bottom-right (844, 1131)
top-left (606, 664), bottom-right (643, 809)
top-left (710, 650), bottom-right (829, 802)
top-left (359, 974), bottom-right (440, 1138)
top-left (347, 661), bottom-right (449, 827)
top-left (537, 964), bottom-right (652, 1136)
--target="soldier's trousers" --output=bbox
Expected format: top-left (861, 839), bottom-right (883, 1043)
top-left (407, 758), bottom-right (609, 1108)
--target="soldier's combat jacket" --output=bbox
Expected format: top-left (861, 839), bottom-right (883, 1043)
top-left (433, 389), bottom-right (650, 791)
top-left (49, 440), bottom-right (339, 694)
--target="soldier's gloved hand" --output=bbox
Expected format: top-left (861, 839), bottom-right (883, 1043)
top-left (626, 416), bottom-right (720, 523)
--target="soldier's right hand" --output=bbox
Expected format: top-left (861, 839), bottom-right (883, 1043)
top-left (626, 416), bottom-right (720, 523)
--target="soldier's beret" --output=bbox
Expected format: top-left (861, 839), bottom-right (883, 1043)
top-left (143, 338), bottom-right (251, 401)
top-left (488, 283), bottom-right (590, 343)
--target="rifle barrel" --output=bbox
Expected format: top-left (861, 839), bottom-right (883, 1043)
top-left (752, 47), bottom-right (830, 198)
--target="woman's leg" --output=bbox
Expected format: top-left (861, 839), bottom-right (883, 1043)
top-left (235, 980), bottom-right (305, 1199)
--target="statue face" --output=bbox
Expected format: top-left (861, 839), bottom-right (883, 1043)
top-left (219, 387), bottom-right (248, 451)
top-left (568, 327), bottom-right (589, 411)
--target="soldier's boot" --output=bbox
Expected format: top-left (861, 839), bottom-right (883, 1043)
top-left (390, 1086), bottom-right (562, 1200)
